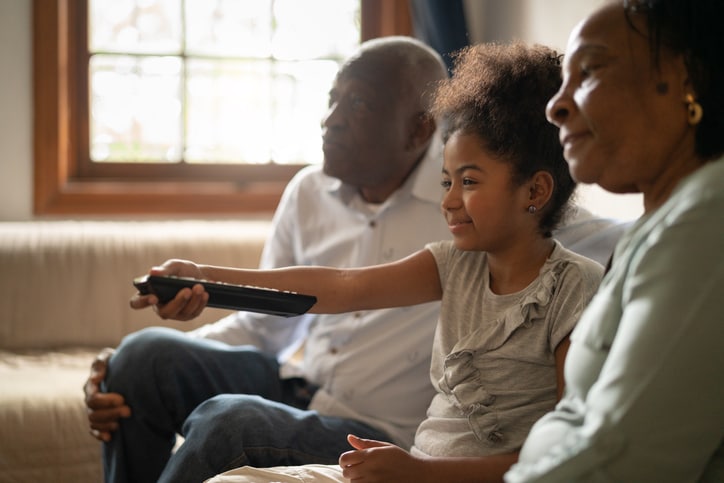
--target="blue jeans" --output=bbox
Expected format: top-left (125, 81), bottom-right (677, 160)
top-left (102, 327), bottom-right (389, 483)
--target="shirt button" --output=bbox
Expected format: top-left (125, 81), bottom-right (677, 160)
top-left (369, 220), bottom-right (376, 228)
top-left (330, 347), bottom-right (338, 355)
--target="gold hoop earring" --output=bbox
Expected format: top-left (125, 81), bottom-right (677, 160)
top-left (685, 93), bottom-right (703, 126)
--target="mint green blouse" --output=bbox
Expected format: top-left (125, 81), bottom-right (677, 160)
top-left (507, 159), bottom-right (724, 482)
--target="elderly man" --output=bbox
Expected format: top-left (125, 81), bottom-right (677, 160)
top-left (84, 36), bottom-right (452, 483)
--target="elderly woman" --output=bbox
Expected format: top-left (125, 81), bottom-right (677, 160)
top-left (506, 1), bottom-right (724, 482)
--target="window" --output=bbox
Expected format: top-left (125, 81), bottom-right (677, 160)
top-left (88, 0), bottom-right (359, 166)
top-left (33, 0), bottom-right (411, 215)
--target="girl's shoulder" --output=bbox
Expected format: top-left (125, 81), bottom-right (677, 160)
top-left (425, 240), bottom-right (488, 265)
top-left (551, 241), bottom-right (605, 277)
top-left (547, 241), bottom-right (605, 300)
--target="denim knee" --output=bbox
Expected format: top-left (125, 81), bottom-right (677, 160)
top-left (182, 394), bottom-right (282, 443)
top-left (105, 326), bottom-right (186, 392)
top-left (184, 394), bottom-right (257, 433)
top-left (177, 394), bottom-right (367, 470)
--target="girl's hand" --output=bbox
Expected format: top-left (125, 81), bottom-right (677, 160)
top-left (129, 259), bottom-right (209, 321)
top-left (339, 434), bottom-right (430, 483)
top-left (151, 258), bottom-right (205, 280)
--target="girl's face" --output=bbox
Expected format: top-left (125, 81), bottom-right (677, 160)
top-left (441, 132), bottom-right (532, 253)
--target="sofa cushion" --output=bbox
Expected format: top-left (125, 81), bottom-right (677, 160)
top-left (0, 349), bottom-right (103, 482)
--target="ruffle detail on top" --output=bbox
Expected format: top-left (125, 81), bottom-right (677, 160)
top-left (438, 256), bottom-right (569, 446)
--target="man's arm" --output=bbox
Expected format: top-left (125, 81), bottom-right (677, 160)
top-left (185, 167), bottom-right (311, 349)
top-left (83, 169), bottom-right (309, 441)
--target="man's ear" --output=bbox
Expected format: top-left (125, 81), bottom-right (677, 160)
top-left (527, 170), bottom-right (555, 211)
top-left (406, 112), bottom-right (436, 151)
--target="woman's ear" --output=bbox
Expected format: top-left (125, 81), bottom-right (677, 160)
top-left (527, 170), bottom-right (554, 212)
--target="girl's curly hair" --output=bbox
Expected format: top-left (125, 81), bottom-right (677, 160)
top-left (432, 42), bottom-right (574, 236)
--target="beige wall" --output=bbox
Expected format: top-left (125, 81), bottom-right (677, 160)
top-left (0, 0), bottom-right (33, 220)
top-left (0, 0), bottom-right (642, 221)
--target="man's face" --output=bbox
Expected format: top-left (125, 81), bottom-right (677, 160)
top-left (321, 55), bottom-right (416, 201)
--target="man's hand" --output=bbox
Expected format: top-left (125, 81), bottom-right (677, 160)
top-left (129, 259), bottom-right (209, 321)
top-left (339, 434), bottom-right (430, 483)
top-left (83, 348), bottom-right (130, 442)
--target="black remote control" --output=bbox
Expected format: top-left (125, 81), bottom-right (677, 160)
top-left (133, 274), bottom-right (317, 317)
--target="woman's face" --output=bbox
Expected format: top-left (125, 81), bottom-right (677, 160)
top-left (546, 3), bottom-right (694, 203)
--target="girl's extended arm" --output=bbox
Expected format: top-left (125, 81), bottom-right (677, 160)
top-left (135, 249), bottom-right (443, 318)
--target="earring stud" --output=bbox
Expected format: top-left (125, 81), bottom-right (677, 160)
top-left (527, 205), bottom-right (537, 214)
top-left (685, 93), bottom-right (703, 126)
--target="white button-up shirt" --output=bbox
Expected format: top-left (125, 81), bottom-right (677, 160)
top-left (191, 134), bottom-right (451, 448)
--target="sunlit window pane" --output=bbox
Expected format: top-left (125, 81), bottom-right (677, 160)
top-left (185, 0), bottom-right (273, 58)
top-left (90, 55), bottom-right (183, 162)
top-left (273, 0), bottom-right (360, 60)
top-left (185, 59), bottom-right (273, 164)
top-left (271, 60), bottom-right (340, 164)
top-left (90, 0), bottom-right (182, 54)
top-left (89, 0), bottom-right (360, 165)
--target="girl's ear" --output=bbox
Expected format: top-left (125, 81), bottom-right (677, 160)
top-left (527, 170), bottom-right (554, 212)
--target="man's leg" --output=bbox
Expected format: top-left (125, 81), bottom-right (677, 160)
top-left (159, 394), bottom-right (390, 483)
top-left (102, 327), bottom-right (284, 483)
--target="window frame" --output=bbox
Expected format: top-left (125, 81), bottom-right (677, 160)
top-left (33, 0), bottom-right (411, 215)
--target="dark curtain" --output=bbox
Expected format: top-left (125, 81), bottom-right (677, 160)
top-left (409, 0), bottom-right (470, 74)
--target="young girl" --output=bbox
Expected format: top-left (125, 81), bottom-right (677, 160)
top-left (136, 42), bottom-right (604, 483)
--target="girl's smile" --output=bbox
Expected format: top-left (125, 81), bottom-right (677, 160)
top-left (446, 217), bottom-right (473, 235)
top-left (441, 132), bottom-right (531, 253)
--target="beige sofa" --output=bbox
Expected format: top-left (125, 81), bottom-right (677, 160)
top-left (0, 220), bottom-right (270, 483)
top-left (0, 210), bottom-right (630, 483)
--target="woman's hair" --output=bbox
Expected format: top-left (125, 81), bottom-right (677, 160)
top-left (432, 42), bottom-right (573, 237)
top-left (623, 0), bottom-right (724, 160)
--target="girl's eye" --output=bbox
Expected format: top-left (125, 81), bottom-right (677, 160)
top-left (462, 177), bottom-right (476, 186)
top-left (440, 179), bottom-right (451, 190)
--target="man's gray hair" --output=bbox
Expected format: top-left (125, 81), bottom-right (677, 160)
top-left (356, 36), bottom-right (449, 109)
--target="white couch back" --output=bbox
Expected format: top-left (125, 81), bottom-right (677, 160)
top-left (0, 220), bottom-right (269, 351)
